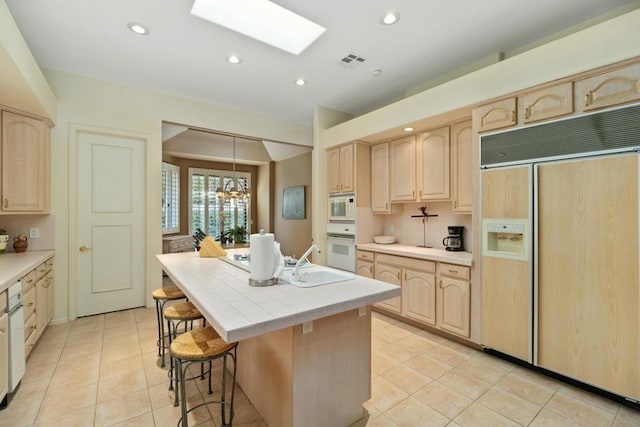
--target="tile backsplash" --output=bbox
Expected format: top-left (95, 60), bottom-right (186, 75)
top-left (0, 214), bottom-right (55, 252)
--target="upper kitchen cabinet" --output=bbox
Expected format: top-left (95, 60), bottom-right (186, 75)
top-left (389, 135), bottom-right (416, 202)
top-left (476, 98), bottom-right (516, 133)
top-left (327, 143), bottom-right (371, 205)
top-left (1, 111), bottom-right (50, 214)
top-left (371, 142), bottom-right (392, 213)
top-left (417, 126), bottom-right (450, 202)
top-left (576, 62), bottom-right (640, 112)
top-left (451, 120), bottom-right (473, 213)
top-left (518, 82), bottom-right (573, 124)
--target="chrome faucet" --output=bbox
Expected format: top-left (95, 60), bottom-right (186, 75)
top-left (294, 244), bottom-right (320, 280)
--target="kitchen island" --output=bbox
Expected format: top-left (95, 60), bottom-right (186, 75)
top-left (156, 251), bottom-right (401, 427)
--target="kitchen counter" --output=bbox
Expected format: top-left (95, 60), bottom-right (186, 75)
top-left (156, 250), bottom-right (400, 427)
top-left (0, 250), bottom-right (55, 293)
top-left (357, 243), bottom-right (473, 266)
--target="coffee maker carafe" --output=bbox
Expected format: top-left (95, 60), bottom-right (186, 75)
top-left (443, 226), bottom-right (464, 252)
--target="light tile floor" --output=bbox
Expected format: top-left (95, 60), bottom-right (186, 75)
top-left (1, 308), bottom-right (639, 426)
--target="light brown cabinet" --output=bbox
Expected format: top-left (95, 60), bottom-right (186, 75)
top-left (389, 135), bottom-right (416, 202)
top-left (0, 310), bottom-right (8, 403)
top-left (36, 271), bottom-right (54, 340)
top-left (373, 257), bottom-right (402, 314)
top-left (576, 62), bottom-right (640, 112)
top-left (371, 142), bottom-right (392, 213)
top-left (476, 98), bottom-right (516, 132)
top-left (327, 144), bottom-right (354, 194)
top-left (1, 111), bottom-right (50, 213)
top-left (417, 126), bottom-right (450, 201)
top-left (20, 257), bottom-right (54, 357)
top-left (437, 264), bottom-right (471, 338)
top-left (451, 120), bottom-right (473, 213)
top-left (518, 82), bottom-right (573, 124)
top-left (356, 250), bottom-right (375, 279)
top-left (402, 266), bottom-right (437, 326)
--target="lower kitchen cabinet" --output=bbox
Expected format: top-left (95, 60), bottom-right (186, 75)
top-left (437, 276), bottom-right (470, 338)
top-left (403, 269), bottom-right (436, 326)
top-left (0, 305), bottom-right (8, 403)
top-left (356, 250), bottom-right (374, 279)
top-left (373, 262), bottom-right (402, 314)
top-left (20, 256), bottom-right (54, 357)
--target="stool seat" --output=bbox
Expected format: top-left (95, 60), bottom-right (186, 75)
top-left (171, 326), bottom-right (236, 360)
top-left (164, 301), bottom-right (202, 321)
top-left (152, 285), bottom-right (185, 300)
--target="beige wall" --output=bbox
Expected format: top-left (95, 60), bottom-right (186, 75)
top-left (45, 69), bottom-right (311, 322)
top-left (273, 151), bottom-right (312, 258)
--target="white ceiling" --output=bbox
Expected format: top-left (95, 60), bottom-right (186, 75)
top-left (5, 0), bottom-right (639, 162)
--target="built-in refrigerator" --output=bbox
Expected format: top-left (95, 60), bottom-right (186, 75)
top-left (480, 103), bottom-right (640, 402)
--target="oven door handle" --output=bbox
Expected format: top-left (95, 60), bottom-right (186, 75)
top-left (327, 234), bottom-right (355, 241)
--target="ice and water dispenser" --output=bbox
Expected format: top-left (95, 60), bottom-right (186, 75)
top-left (482, 219), bottom-right (529, 261)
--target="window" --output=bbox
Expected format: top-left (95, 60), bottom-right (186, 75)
top-left (188, 168), bottom-right (250, 240)
top-left (162, 162), bottom-right (180, 234)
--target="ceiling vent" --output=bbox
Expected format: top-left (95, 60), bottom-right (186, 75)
top-left (340, 53), bottom-right (366, 68)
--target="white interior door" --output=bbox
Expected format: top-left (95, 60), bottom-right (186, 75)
top-left (77, 131), bottom-right (145, 316)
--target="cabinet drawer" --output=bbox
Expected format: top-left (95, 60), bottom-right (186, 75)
top-left (24, 312), bottom-right (36, 342)
top-left (439, 263), bottom-right (470, 280)
top-left (23, 287), bottom-right (36, 320)
top-left (356, 250), bottom-right (374, 261)
top-left (376, 253), bottom-right (435, 273)
top-left (45, 257), bottom-right (54, 273)
top-left (35, 262), bottom-right (47, 281)
top-left (22, 270), bottom-right (37, 293)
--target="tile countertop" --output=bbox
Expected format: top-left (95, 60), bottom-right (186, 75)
top-left (357, 243), bottom-right (473, 266)
top-left (156, 251), bottom-right (400, 343)
top-left (0, 250), bottom-right (56, 293)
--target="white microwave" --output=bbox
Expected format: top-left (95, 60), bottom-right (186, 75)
top-left (328, 193), bottom-right (355, 221)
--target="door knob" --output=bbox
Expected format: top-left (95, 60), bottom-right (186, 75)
top-left (79, 245), bottom-right (92, 252)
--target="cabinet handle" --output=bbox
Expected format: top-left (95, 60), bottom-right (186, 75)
top-left (3, 198), bottom-right (7, 208)
top-left (524, 107), bottom-right (531, 119)
top-left (448, 269), bottom-right (457, 273)
top-left (412, 191), bottom-right (415, 199)
top-left (397, 272), bottom-right (401, 280)
top-left (27, 302), bottom-right (34, 307)
top-left (27, 279), bottom-right (34, 284)
top-left (385, 203), bottom-right (388, 210)
top-left (79, 245), bottom-right (92, 252)
top-left (584, 93), bottom-right (591, 106)
top-left (0, 326), bottom-right (6, 333)
top-left (404, 272), bottom-right (407, 281)
top-left (511, 110), bottom-right (516, 122)
top-left (453, 200), bottom-right (457, 209)
top-left (439, 280), bottom-right (443, 289)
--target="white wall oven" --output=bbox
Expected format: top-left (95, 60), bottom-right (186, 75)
top-left (328, 193), bottom-right (355, 221)
top-left (326, 222), bottom-right (356, 272)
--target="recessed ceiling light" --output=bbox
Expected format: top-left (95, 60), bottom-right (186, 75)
top-left (403, 127), bottom-right (414, 132)
top-left (127, 22), bottom-right (149, 35)
top-left (227, 55), bottom-right (241, 64)
top-left (191, 0), bottom-right (326, 55)
top-left (371, 69), bottom-right (383, 77)
top-left (381, 12), bottom-right (399, 25)
top-left (295, 79), bottom-right (307, 86)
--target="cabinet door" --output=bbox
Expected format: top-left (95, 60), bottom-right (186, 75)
top-left (477, 98), bottom-right (516, 132)
top-left (46, 272), bottom-right (54, 322)
top-left (576, 63), bottom-right (640, 112)
top-left (390, 135), bottom-right (416, 202)
top-left (402, 269), bottom-right (436, 326)
top-left (437, 276), bottom-right (470, 337)
top-left (417, 127), bottom-right (450, 201)
top-left (451, 120), bottom-right (473, 213)
top-left (371, 142), bottom-right (391, 213)
top-left (327, 148), bottom-right (341, 194)
top-left (356, 260), bottom-right (374, 278)
top-left (36, 277), bottom-right (47, 339)
top-left (519, 82), bottom-right (573, 124)
top-left (339, 145), bottom-right (354, 193)
top-left (1, 111), bottom-right (50, 212)
top-left (0, 313), bottom-right (8, 402)
top-left (537, 155), bottom-right (639, 399)
top-left (374, 263), bottom-right (402, 314)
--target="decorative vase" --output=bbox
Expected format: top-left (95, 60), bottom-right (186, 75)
top-left (13, 235), bottom-right (28, 253)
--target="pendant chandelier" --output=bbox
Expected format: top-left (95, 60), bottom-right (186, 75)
top-left (215, 136), bottom-right (251, 202)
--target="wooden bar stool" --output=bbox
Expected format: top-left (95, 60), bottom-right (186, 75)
top-left (163, 301), bottom-right (205, 391)
top-left (171, 326), bottom-right (238, 427)
top-left (153, 285), bottom-right (186, 367)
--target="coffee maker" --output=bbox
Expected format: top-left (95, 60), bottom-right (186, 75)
top-left (442, 226), bottom-right (464, 251)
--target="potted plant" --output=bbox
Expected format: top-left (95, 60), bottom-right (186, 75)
top-left (229, 226), bottom-right (247, 244)
top-left (0, 229), bottom-right (8, 253)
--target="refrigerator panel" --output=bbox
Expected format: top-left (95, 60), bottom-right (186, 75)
top-left (536, 154), bottom-right (639, 400)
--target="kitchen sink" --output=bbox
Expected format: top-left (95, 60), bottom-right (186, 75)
top-left (278, 265), bottom-right (355, 288)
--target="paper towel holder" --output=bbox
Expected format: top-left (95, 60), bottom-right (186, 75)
top-left (249, 277), bottom-right (278, 287)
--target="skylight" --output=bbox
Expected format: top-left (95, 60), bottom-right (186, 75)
top-left (191, 0), bottom-right (326, 55)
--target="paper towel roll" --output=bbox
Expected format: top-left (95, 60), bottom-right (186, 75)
top-left (250, 231), bottom-right (275, 281)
